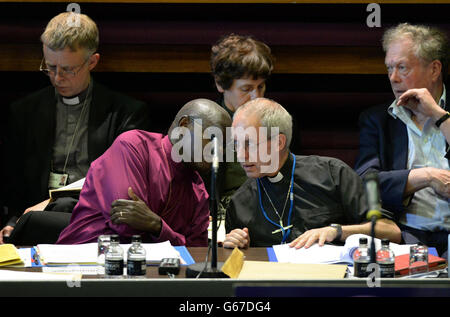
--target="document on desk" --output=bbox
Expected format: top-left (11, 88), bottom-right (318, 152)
top-left (0, 269), bottom-right (81, 281)
top-left (273, 243), bottom-right (350, 265)
top-left (273, 234), bottom-right (414, 265)
top-left (36, 241), bottom-right (183, 266)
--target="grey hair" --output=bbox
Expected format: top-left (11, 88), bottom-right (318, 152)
top-left (382, 23), bottom-right (449, 81)
top-left (40, 12), bottom-right (99, 56)
top-left (235, 98), bottom-right (293, 149)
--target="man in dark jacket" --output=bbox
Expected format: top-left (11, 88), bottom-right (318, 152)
top-left (355, 23), bottom-right (449, 257)
top-left (1, 12), bottom-right (149, 244)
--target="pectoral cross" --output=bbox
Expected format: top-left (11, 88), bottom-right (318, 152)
top-left (271, 220), bottom-right (293, 235)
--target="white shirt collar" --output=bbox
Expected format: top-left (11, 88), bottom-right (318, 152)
top-left (267, 172), bottom-right (283, 183)
top-left (62, 96), bottom-right (80, 105)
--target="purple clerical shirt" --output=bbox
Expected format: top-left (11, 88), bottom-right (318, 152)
top-left (56, 131), bottom-right (210, 246)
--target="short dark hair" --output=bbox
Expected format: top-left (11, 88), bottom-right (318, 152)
top-left (210, 34), bottom-right (274, 90)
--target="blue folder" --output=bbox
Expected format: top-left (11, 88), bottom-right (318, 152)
top-left (174, 246), bottom-right (195, 266)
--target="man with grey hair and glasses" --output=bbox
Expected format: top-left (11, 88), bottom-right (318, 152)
top-left (355, 23), bottom-right (450, 258)
top-left (1, 12), bottom-right (149, 244)
top-left (224, 98), bottom-right (400, 248)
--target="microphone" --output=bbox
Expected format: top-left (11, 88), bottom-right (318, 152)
top-left (364, 172), bottom-right (382, 221)
top-left (364, 172), bottom-right (382, 264)
top-left (185, 134), bottom-right (227, 278)
top-left (212, 134), bottom-right (219, 174)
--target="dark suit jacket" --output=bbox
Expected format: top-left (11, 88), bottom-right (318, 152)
top-left (354, 98), bottom-right (449, 216)
top-left (4, 80), bottom-right (150, 222)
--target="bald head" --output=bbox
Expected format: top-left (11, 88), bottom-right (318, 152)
top-left (169, 98), bottom-right (231, 135)
top-left (168, 98), bottom-right (232, 173)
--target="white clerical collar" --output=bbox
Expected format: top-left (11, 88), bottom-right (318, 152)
top-left (267, 172), bottom-right (283, 183)
top-left (58, 79), bottom-right (92, 106)
top-left (62, 96), bottom-right (80, 105)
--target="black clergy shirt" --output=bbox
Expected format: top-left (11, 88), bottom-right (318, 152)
top-left (225, 153), bottom-right (393, 247)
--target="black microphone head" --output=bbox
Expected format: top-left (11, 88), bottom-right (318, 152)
top-left (364, 172), bottom-right (382, 220)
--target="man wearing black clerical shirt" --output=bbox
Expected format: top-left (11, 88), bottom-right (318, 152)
top-left (224, 98), bottom-right (401, 249)
top-left (0, 12), bottom-right (149, 244)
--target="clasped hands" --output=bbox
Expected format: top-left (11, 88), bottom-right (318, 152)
top-left (110, 187), bottom-right (162, 235)
top-left (223, 226), bottom-right (339, 249)
top-left (398, 88), bottom-right (450, 199)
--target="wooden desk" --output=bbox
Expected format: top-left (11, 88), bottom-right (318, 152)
top-left (0, 247), bottom-right (449, 298)
top-left (89, 247), bottom-right (268, 279)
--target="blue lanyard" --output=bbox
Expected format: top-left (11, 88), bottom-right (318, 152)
top-left (256, 153), bottom-right (296, 243)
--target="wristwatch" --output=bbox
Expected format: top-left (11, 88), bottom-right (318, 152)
top-left (435, 111), bottom-right (450, 128)
top-left (330, 224), bottom-right (342, 242)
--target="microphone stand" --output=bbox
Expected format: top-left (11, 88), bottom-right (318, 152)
top-left (210, 158), bottom-right (219, 270)
top-left (369, 214), bottom-right (377, 264)
top-left (364, 172), bottom-right (382, 265)
top-left (186, 137), bottom-right (227, 278)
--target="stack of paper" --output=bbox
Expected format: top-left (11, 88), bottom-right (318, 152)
top-left (273, 243), bottom-right (347, 265)
top-left (0, 244), bottom-right (24, 267)
top-left (37, 243), bottom-right (98, 266)
top-left (36, 240), bottom-right (182, 266)
top-left (273, 234), bottom-right (414, 265)
top-left (0, 269), bottom-right (81, 281)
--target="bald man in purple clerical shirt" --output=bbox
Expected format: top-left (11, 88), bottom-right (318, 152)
top-left (57, 99), bottom-right (232, 246)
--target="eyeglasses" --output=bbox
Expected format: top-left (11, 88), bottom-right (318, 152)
top-left (39, 56), bottom-right (90, 78)
top-left (229, 138), bottom-right (272, 153)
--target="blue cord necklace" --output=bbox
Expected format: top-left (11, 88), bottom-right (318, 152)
top-left (256, 153), bottom-right (296, 243)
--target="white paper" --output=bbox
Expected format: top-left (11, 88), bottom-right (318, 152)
top-left (37, 240), bottom-right (181, 265)
top-left (17, 248), bottom-right (33, 267)
top-left (42, 266), bottom-right (99, 275)
top-left (58, 177), bottom-right (85, 190)
top-left (121, 240), bottom-right (181, 263)
top-left (0, 269), bottom-right (80, 281)
top-left (208, 220), bottom-right (226, 243)
top-left (37, 243), bottom-right (98, 265)
top-left (273, 243), bottom-right (347, 264)
top-left (273, 234), bottom-right (415, 265)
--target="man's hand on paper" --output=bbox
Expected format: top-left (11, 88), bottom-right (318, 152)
top-left (110, 187), bottom-right (162, 235)
top-left (223, 227), bottom-right (250, 249)
top-left (289, 226), bottom-right (338, 249)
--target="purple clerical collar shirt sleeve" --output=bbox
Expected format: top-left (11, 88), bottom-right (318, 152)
top-left (57, 131), bottom-right (210, 246)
